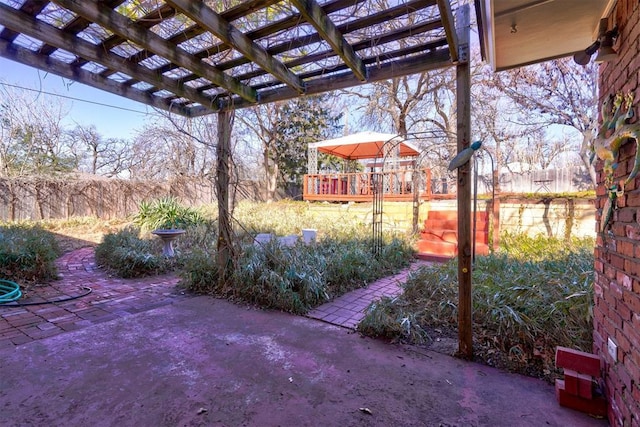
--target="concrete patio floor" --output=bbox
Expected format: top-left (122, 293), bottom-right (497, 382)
top-left (0, 248), bottom-right (608, 425)
top-left (0, 295), bottom-right (607, 426)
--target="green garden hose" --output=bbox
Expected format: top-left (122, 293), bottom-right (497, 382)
top-left (0, 279), bottom-right (22, 303)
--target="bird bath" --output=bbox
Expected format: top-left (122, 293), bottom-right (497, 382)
top-left (152, 229), bottom-right (185, 257)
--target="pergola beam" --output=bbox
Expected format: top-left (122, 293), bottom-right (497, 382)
top-left (51, 0), bottom-right (257, 103)
top-left (0, 0), bottom-right (49, 42)
top-left (40, 0), bottom-right (128, 57)
top-left (0, 3), bottom-right (218, 111)
top-left (436, 0), bottom-right (459, 63)
top-left (290, 0), bottom-right (367, 81)
top-left (166, 0), bottom-right (305, 94)
top-left (0, 40), bottom-right (189, 116)
top-left (197, 18), bottom-right (444, 95)
top-left (82, 2), bottom-right (176, 72)
top-left (204, 48), bottom-right (451, 113)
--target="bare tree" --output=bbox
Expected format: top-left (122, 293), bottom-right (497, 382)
top-left (236, 102), bottom-right (281, 201)
top-left (66, 125), bottom-right (129, 177)
top-left (0, 84), bottom-right (75, 176)
top-left (351, 70), bottom-right (455, 137)
top-left (489, 58), bottom-right (598, 186)
top-left (126, 113), bottom-right (217, 180)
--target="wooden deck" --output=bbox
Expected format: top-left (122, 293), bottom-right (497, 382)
top-left (303, 169), bottom-right (433, 202)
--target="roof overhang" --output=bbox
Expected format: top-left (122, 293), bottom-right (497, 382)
top-left (477, 0), bottom-right (617, 71)
top-left (309, 131), bottom-right (420, 160)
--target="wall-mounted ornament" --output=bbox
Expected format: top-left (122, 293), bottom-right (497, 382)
top-left (591, 91), bottom-right (640, 232)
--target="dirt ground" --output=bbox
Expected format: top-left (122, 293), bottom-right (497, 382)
top-left (0, 296), bottom-right (607, 427)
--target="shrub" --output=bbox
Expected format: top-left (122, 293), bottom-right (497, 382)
top-left (358, 233), bottom-right (595, 381)
top-left (132, 196), bottom-right (204, 232)
top-left (181, 249), bottom-right (220, 294)
top-left (180, 234), bottom-right (414, 314)
top-left (95, 227), bottom-right (173, 278)
top-left (228, 241), bottom-right (329, 313)
top-left (0, 224), bottom-right (60, 283)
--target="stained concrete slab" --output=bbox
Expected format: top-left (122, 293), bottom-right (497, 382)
top-left (0, 296), bottom-right (607, 427)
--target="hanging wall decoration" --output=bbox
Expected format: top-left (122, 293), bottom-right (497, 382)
top-left (592, 91), bottom-right (640, 232)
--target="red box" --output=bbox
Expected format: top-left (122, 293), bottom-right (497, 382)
top-left (555, 347), bottom-right (601, 377)
top-left (555, 380), bottom-right (607, 418)
top-left (564, 369), bottom-right (594, 399)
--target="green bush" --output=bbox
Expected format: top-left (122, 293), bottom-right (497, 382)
top-left (180, 234), bottom-right (414, 314)
top-left (229, 241), bottom-right (329, 313)
top-left (132, 196), bottom-right (204, 232)
top-left (181, 249), bottom-right (220, 294)
top-left (358, 233), bottom-right (595, 381)
top-left (0, 224), bottom-right (60, 283)
top-left (95, 227), bottom-right (174, 278)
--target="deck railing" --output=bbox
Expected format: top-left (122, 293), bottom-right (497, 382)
top-left (303, 169), bottom-right (432, 202)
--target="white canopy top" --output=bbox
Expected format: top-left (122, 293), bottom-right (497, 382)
top-left (309, 131), bottom-right (421, 160)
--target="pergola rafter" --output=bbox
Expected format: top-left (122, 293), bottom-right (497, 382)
top-left (290, 0), bottom-right (367, 81)
top-left (165, 0), bottom-right (305, 94)
top-left (0, 0), bottom-right (455, 116)
top-left (50, 0), bottom-right (257, 103)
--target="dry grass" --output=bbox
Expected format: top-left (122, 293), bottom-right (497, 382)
top-left (35, 217), bottom-right (130, 252)
top-left (358, 233), bottom-right (595, 382)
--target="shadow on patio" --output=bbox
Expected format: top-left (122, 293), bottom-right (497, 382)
top-left (0, 249), bottom-right (606, 426)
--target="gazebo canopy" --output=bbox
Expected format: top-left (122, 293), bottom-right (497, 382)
top-left (309, 131), bottom-right (420, 160)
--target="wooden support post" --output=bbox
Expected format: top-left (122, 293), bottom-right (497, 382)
top-left (455, 4), bottom-right (472, 360)
top-left (217, 110), bottom-right (233, 282)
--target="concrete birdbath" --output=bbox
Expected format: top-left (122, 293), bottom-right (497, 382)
top-left (152, 229), bottom-right (185, 257)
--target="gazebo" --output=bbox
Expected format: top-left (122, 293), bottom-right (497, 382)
top-left (303, 131), bottom-right (433, 202)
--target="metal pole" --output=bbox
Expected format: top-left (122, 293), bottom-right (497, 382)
top-left (473, 155), bottom-right (478, 264)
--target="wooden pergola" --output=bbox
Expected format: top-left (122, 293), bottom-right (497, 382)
top-left (0, 0), bottom-right (473, 357)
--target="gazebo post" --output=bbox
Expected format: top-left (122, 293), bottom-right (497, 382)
top-left (217, 110), bottom-right (233, 283)
top-left (308, 145), bottom-right (318, 174)
top-left (455, 4), bottom-right (473, 359)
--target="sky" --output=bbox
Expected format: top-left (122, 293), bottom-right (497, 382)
top-left (0, 57), bottom-right (154, 140)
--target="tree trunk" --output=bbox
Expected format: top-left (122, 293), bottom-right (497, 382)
top-left (217, 111), bottom-right (234, 283)
top-left (580, 131), bottom-right (597, 188)
top-left (263, 147), bottom-right (278, 201)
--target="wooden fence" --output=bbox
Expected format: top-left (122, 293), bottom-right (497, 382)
top-left (0, 176), bottom-right (263, 221)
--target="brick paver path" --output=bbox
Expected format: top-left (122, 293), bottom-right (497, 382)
top-left (307, 260), bottom-right (431, 329)
top-left (0, 247), bottom-right (188, 347)
top-left (1, 248), bottom-right (432, 347)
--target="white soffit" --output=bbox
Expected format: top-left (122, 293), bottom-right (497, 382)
top-left (480, 0), bottom-right (617, 71)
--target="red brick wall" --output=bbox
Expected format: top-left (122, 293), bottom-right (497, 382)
top-left (594, 1), bottom-right (640, 425)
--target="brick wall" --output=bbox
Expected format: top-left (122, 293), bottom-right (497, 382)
top-left (594, 1), bottom-right (640, 425)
